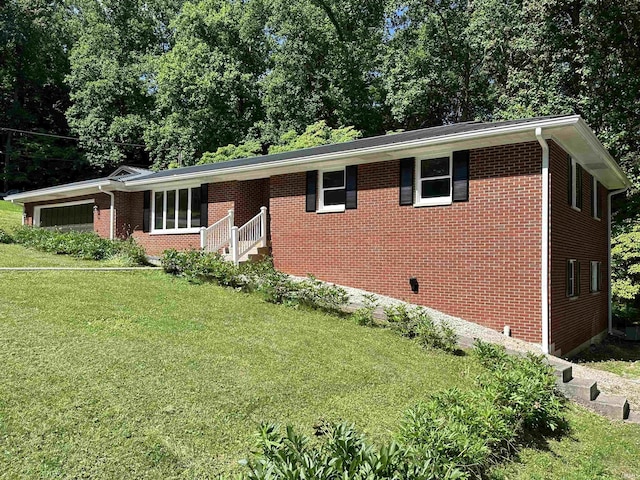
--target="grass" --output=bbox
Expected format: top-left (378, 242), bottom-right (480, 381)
top-left (1, 198), bottom-right (640, 478)
top-left (0, 199), bottom-right (21, 231)
top-left (0, 270), bottom-right (479, 477)
top-left (573, 337), bottom-right (640, 380)
top-left (0, 200), bottom-right (143, 268)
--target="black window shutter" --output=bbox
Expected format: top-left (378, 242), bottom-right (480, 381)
top-left (306, 170), bottom-right (317, 212)
top-left (345, 165), bottom-right (358, 209)
top-left (568, 156), bottom-right (573, 206)
top-left (452, 150), bottom-right (470, 202)
top-left (576, 261), bottom-right (581, 296)
top-left (399, 158), bottom-right (414, 206)
top-left (143, 190), bottom-right (151, 232)
top-left (566, 260), bottom-right (571, 297)
top-left (200, 183), bottom-right (209, 227)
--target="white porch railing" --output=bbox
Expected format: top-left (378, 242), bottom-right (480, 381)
top-left (231, 206), bottom-right (268, 265)
top-left (200, 209), bottom-right (234, 253)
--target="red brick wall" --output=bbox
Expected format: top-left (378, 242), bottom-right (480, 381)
top-left (270, 143), bottom-right (544, 343)
top-left (549, 141), bottom-right (609, 355)
top-left (127, 180), bottom-right (268, 256)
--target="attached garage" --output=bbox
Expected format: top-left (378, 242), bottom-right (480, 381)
top-left (34, 200), bottom-right (94, 232)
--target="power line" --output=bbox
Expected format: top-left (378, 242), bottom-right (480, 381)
top-left (0, 127), bottom-right (147, 148)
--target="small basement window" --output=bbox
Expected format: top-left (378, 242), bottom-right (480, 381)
top-left (590, 261), bottom-right (602, 292)
top-left (318, 169), bottom-right (346, 212)
top-left (35, 200), bottom-right (94, 232)
top-left (567, 259), bottom-right (579, 297)
top-left (415, 155), bottom-right (452, 206)
top-left (152, 187), bottom-right (201, 232)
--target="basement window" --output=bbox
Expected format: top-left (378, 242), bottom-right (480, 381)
top-left (152, 187), bottom-right (201, 233)
top-left (567, 259), bottom-right (579, 297)
top-left (415, 155), bottom-right (452, 207)
top-left (590, 261), bottom-right (602, 292)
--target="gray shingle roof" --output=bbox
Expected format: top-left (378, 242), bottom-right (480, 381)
top-left (141, 115), bottom-right (568, 181)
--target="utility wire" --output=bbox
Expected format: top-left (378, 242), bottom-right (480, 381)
top-left (0, 127), bottom-right (147, 148)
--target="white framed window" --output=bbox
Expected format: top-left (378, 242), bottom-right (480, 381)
top-left (415, 154), bottom-right (452, 207)
top-left (151, 186), bottom-right (202, 233)
top-left (592, 177), bottom-right (601, 220)
top-left (570, 157), bottom-right (583, 211)
top-left (34, 199), bottom-right (95, 232)
top-left (318, 168), bottom-right (346, 213)
top-left (567, 259), bottom-right (579, 297)
top-left (590, 261), bottom-right (602, 292)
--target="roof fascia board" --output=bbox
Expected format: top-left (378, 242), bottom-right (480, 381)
top-left (124, 116), bottom-right (583, 188)
top-left (5, 179), bottom-right (120, 204)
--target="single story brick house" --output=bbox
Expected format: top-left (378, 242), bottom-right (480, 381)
top-left (6, 115), bottom-right (630, 357)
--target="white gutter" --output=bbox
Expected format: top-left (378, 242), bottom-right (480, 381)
top-left (124, 116), bottom-right (584, 187)
top-left (608, 187), bottom-right (628, 333)
top-left (98, 186), bottom-right (115, 240)
top-left (536, 128), bottom-right (551, 354)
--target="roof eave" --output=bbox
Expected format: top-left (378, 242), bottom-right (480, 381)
top-left (5, 179), bottom-right (119, 204)
top-left (124, 115), bottom-right (585, 188)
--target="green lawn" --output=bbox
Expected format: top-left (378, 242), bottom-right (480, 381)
top-left (0, 199), bottom-right (21, 231)
top-left (1, 198), bottom-right (640, 478)
top-left (573, 340), bottom-right (640, 380)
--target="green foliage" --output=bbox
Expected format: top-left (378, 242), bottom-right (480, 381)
top-left (612, 225), bottom-right (640, 304)
top-left (351, 294), bottom-right (379, 327)
top-left (384, 304), bottom-right (458, 353)
top-left (268, 121), bottom-right (362, 154)
top-left (242, 341), bottom-right (566, 479)
top-left (11, 226), bottom-right (146, 265)
top-left (199, 140), bottom-right (263, 165)
top-left (161, 249), bottom-right (349, 312)
top-left (0, 228), bottom-right (14, 244)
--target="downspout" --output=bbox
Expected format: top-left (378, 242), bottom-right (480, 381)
top-left (98, 186), bottom-right (115, 240)
top-left (535, 128), bottom-right (550, 354)
top-left (608, 187), bottom-right (628, 334)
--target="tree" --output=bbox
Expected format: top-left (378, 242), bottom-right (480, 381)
top-left (146, 0), bottom-right (268, 169)
top-left (198, 121), bottom-right (362, 164)
top-left (65, 0), bottom-right (184, 168)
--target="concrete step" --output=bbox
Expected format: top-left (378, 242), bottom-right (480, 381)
top-left (557, 377), bottom-right (599, 401)
top-left (626, 410), bottom-right (640, 424)
top-left (590, 393), bottom-right (630, 420)
top-left (553, 364), bottom-right (573, 384)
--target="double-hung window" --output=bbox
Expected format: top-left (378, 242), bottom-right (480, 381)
top-left (590, 261), bottom-right (602, 292)
top-left (569, 157), bottom-right (583, 211)
top-left (567, 259), bottom-right (579, 297)
top-left (415, 155), bottom-right (452, 206)
top-left (592, 178), bottom-right (601, 220)
top-left (318, 169), bottom-right (346, 212)
top-left (152, 187), bottom-right (201, 232)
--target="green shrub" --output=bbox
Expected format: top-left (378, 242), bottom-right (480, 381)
top-left (383, 305), bottom-right (458, 353)
top-left (0, 228), bottom-right (13, 244)
top-left (241, 342), bottom-right (566, 480)
top-left (351, 293), bottom-right (379, 327)
top-left (473, 340), bottom-right (565, 434)
top-left (11, 226), bottom-right (146, 265)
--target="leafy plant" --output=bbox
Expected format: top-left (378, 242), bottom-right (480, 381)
top-left (351, 293), bottom-right (379, 327)
top-left (383, 305), bottom-right (458, 353)
top-left (11, 226), bottom-right (146, 265)
top-left (0, 229), bottom-right (13, 244)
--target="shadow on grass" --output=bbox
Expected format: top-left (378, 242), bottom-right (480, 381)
top-left (573, 335), bottom-right (640, 364)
